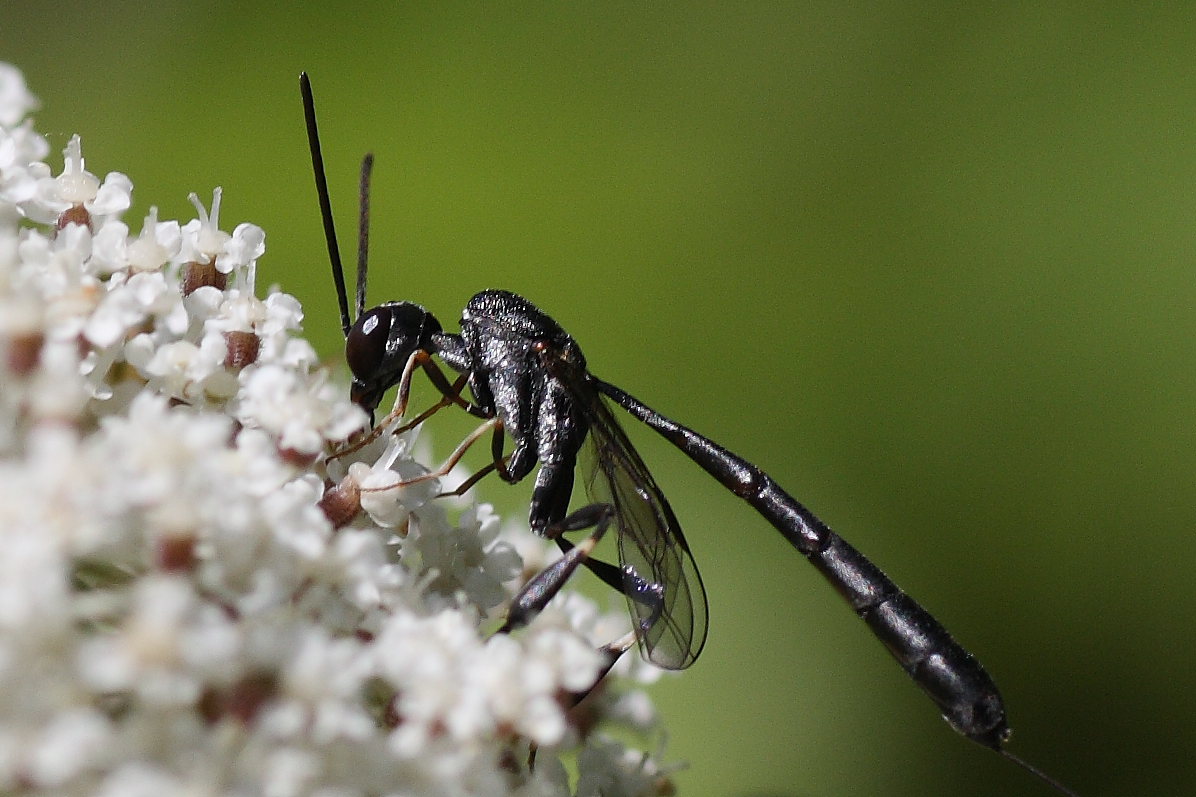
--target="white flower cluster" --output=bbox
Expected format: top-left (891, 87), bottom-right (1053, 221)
top-left (0, 64), bottom-right (675, 797)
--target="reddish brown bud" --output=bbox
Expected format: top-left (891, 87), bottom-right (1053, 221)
top-left (497, 745), bottom-right (522, 775)
top-left (651, 776), bottom-right (677, 797)
top-left (6, 331), bottom-right (44, 375)
top-left (278, 446), bottom-right (320, 468)
top-left (155, 534), bottom-right (197, 573)
top-left (56, 204), bottom-right (92, 232)
top-left (223, 330), bottom-right (260, 369)
top-left (318, 475), bottom-right (361, 529)
top-left (225, 671), bottom-right (278, 725)
top-left (197, 686), bottom-right (223, 724)
top-left (382, 696), bottom-right (403, 729)
top-left (199, 671), bottom-right (280, 726)
top-left (181, 258), bottom-right (227, 296)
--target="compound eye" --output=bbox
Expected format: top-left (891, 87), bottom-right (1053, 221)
top-left (345, 307), bottom-right (391, 381)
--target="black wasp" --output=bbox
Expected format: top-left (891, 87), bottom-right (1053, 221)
top-left (299, 73), bottom-right (1078, 796)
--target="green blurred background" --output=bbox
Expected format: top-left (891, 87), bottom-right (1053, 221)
top-left (5, 2), bottom-right (1192, 794)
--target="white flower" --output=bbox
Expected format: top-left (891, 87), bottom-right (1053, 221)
top-left (136, 337), bottom-right (233, 401)
top-left (0, 62), bottom-right (38, 127)
top-left (85, 270), bottom-right (188, 348)
top-left (0, 119), bottom-right (49, 205)
top-left (402, 501), bottom-right (522, 610)
top-left (22, 134), bottom-right (132, 226)
top-left (354, 429), bottom-right (441, 527)
top-left (177, 188), bottom-right (265, 276)
top-left (236, 363), bottom-right (367, 455)
top-left (91, 206), bottom-right (182, 274)
top-left (24, 708), bottom-right (112, 788)
top-left (0, 61), bottom-right (677, 797)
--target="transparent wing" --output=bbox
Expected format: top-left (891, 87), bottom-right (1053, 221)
top-left (578, 389), bottom-right (709, 670)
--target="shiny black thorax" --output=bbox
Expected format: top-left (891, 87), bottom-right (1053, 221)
top-left (340, 288), bottom-right (592, 533)
top-left (433, 289), bottom-right (592, 533)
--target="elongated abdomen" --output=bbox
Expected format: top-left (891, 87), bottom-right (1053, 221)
top-left (594, 377), bottom-right (1010, 748)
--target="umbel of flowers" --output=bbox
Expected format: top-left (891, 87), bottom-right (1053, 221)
top-left (0, 64), bottom-right (673, 796)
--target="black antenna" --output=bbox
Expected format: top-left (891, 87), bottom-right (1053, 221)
top-left (356, 153), bottom-right (374, 322)
top-left (300, 72), bottom-right (353, 338)
top-left (1000, 750), bottom-right (1081, 797)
